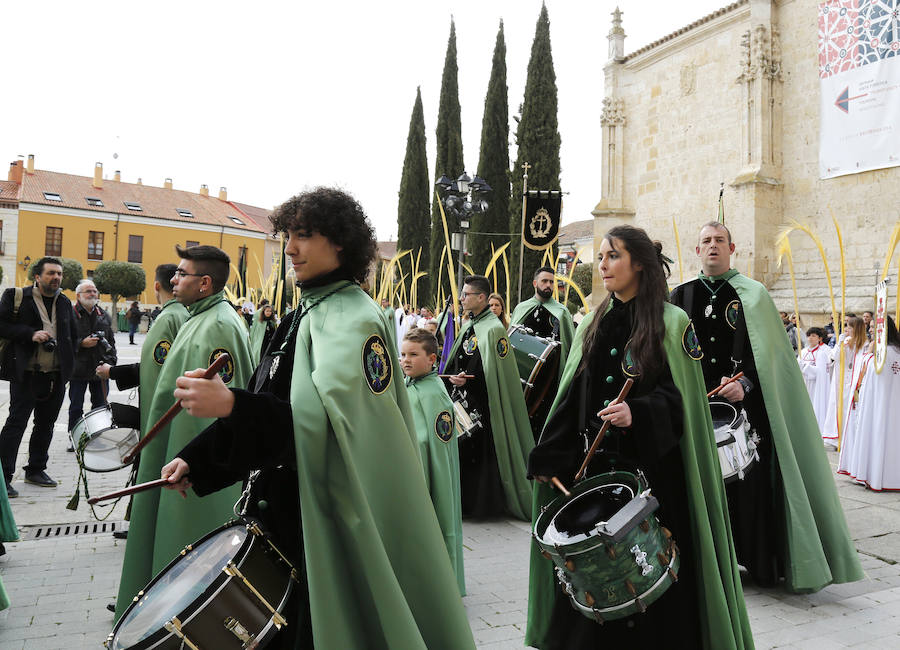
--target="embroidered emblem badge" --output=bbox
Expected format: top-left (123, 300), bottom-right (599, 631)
top-left (362, 335), bottom-right (392, 395)
top-left (621, 340), bottom-right (640, 377)
top-left (269, 354), bottom-right (281, 379)
top-left (153, 339), bottom-right (171, 366)
top-left (682, 322), bottom-right (704, 360)
top-left (435, 410), bottom-right (453, 442)
top-left (208, 348), bottom-right (236, 384)
top-left (497, 337), bottom-right (510, 359)
top-left (725, 300), bottom-right (741, 330)
top-left (463, 335), bottom-right (478, 356)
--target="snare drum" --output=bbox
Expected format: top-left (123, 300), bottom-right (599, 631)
top-left (709, 401), bottom-right (760, 482)
top-left (106, 519), bottom-right (298, 650)
top-left (533, 471), bottom-right (679, 623)
top-left (507, 324), bottom-right (561, 415)
top-left (452, 397), bottom-right (483, 439)
top-left (70, 405), bottom-right (140, 473)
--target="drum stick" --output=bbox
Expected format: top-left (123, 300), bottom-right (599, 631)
top-left (438, 374), bottom-right (475, 379)
top-left (121, 353), bottom-right (232, 465)
top-left (550, 476), bottom-right (571, 498)
top-left (574, 378), bottom-right (634, 482)
top-left (706, 371), bottom-right (745, 399)
top-left (87, 478), bottom-right (171, 505)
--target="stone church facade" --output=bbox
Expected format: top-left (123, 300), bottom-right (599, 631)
top-left (591, 0), bottom-right (900, 321)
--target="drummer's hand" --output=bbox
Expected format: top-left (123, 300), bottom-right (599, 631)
top-left (95, 363), bottom-right (111, 379)
top-left (174, 369), bottom-right (235, 418)
top-left (161, 458), bottom-right (192, 498)
top-left (598, 401), bottom-right (632, 428)
top-left (448, 371), bottom-right (468, 387)
top-left (718, 376), bottom-right (745, 403)
top-left (534, 475), bottom-right (551, 484)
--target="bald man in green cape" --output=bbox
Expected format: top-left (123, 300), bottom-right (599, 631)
top-left (510, 265), bottom-right (576, 440)
top-left (670, 222), bottom-right (862, 592)
top-left (157, 187), bottom-right (474, 649)
top-left (115, 246), bottom-right (252, 618)
top-left (444, 275), bottom-right (533, 521)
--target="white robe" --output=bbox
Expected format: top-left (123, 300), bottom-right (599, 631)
top-left (799, 344), bottom-right (832, 433)
top-left (822, 343), bottom-right (866, 444)
top-left (837, 352), bottom-right (872, 475)
top-left (848, 346), bottom-right (900, 490)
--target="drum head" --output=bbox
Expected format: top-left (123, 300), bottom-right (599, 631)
top-left (553, 483), bottom-right (635, 537)
top-left (70, 405), bottom-right (113, 442)
top-left (110, 523), bottom-right (248, 650)
top-left (709, 401), bottom-right (739, 432)
top-left (80, 427), bottom-right (139, 472)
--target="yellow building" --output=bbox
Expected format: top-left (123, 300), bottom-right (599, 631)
top-left (7, 155), bottom-right (268, 306)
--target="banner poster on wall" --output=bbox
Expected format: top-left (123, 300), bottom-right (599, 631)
top-left (818, 0), bottom-right (900, 179)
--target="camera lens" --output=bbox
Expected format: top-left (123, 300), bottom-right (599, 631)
top-left (42, 338), bottom-right (57, 352)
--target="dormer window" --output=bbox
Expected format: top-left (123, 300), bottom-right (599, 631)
top-left (86, 197), bottom-right (104, 207)
top-left (124, 202), bottom-right (142, 211)
top-left (43, 192), bottom-right (62, 202)
top-left (176, 209), bottom-right (194, 218)
top-left (229, 216), bottom-right (245, 225)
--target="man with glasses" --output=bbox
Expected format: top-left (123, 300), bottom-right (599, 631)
top-left (66, 279), bottom-right (117, 451)
top-left (443, 275), bottom-right (533, 520)
top-left (114, 245), bottom-right (253, 618)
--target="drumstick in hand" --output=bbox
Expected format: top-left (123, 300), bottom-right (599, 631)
top-left (574, 378), bottom-right (634, 482)
top-left (438, 374), bottom-right (475, 379)
top-left (706, 371), bottom-right (744, 399)
top-left (121, 353), bottom-right (232, 464)
top-left (550, 476), bottom-right (571, 498)
top-left (87, 478), bottom-right (171, 505)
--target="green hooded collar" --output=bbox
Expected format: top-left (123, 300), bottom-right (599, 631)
top-left (299, 279), bottom-right (355, 305)
top-left (698, 268), bottom-right (740, 283)
top-left (187, 290), bottom-right (227, 317)
top-left (406, 369), bottom-right (438, 387)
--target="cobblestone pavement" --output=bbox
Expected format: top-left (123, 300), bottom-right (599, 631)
top-left (0, 331), bottom-right (899, 648)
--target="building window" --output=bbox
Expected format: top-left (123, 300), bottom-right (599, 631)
top-left (45, 226), bottom-right (63, 256)
top-left (124, 201), bottom-right (142, 211)
top-left (229, 216), bottom-right (245, 225)
top-left (87, 231), bottom-right (104, 260)
top-left (43, 192), bottom-right (62, 202)
top-left (128, 235), bottom-right (143, 263)
top-left (176, 209), bottom-right (194, 218)
top-left (186, 240), bottom-right (199, 248)
top-left (85, 197), bottom-right (104, 207)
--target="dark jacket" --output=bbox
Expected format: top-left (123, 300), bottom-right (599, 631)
top-left (0, 286), bottom-right (78, 382)
top-left (127, 305), bottom-right (143, 326)
top-left (71, 302), bottom-right (117, 380)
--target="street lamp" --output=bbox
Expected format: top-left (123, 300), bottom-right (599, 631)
top-left (435, 172), bottom-right (492, 295)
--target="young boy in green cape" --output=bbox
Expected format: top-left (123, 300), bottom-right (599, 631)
top-left (157, 187), bottom-right (475, 650)
top-left (400, 327), bottom-right (465, 595)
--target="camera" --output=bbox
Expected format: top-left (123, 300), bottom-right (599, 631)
top-left (93, 331), bottom-right (115, 363)
top-left (41, 338), bottom-right (57, 352)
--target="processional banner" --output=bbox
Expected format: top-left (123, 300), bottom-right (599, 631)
top-left (818, 0), bottom-right (900, 179)
top-left (522, 191), bottom-right (562, 251)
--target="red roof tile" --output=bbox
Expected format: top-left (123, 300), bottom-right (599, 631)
top-left (0, 181), bottom-right (19, 202)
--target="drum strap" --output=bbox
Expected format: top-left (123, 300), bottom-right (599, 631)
top-left (578, 372), bottom-right (589, 453)
top-left (730, 306), bottom-right (748, 375)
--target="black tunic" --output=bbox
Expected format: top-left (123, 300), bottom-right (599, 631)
top-left (670, 277), bottom-right (784, 587)
top-left (442, 309), bottom-right (506, 517)
top-left (527, 298), bottom-right (700, 649)
top-left (177, 307), bottom-right (313, 649)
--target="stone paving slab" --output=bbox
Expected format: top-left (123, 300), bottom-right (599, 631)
top-left (0, 332), bottom-right (899, 648)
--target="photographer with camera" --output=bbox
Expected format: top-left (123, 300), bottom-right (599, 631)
top-left (0, 257), bottom-right (78, 496)
top-left (66, 280), bottom-right (117, 450)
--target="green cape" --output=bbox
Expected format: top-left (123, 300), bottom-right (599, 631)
top-left (445, 310), bottom-right (535, 520)
top-left (248, 314), bottom-right (276, 366)
top-left (138, 299), bottom-right (189, 435)
top-left (526, 303), bottom-right (753, 650)
top-left (727, 273), bottom-right (863, 591)
top-left (510, 296), bottom-right (575, 381)
top-left (405, 370), bottom-right (465, 595)
top-left (116, 291), bottom-right (253, 617)
top-left (0, 472), bottom-right (17, 609)
top-left (289, 282), bottom-right (475, 649)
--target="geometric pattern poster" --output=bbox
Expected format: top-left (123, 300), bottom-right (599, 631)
top-left (818, 0), bottom-right (900, 179)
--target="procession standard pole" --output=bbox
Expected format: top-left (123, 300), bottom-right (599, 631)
top-left (516, 162), bottom-right (531, 302)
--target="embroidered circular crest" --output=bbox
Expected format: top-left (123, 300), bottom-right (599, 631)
top-left (682, 322), bottom-right (704, 361)
top-left (208, 348), bottom-right (236, 384)
top-left (435, 410), bottom-right (453, 443)
top-left (725, 300), bottom-right (741, 330)
top-left (463, 335), bottom-right (478, 356)
top-left (362, 335), bottom-right (392, 395)
top-left (497, 337), bottom-right (509, 359)
top-left (621, 339), bottom-right (640, 377)
top-left (153, 339), bottom-right (171, 366)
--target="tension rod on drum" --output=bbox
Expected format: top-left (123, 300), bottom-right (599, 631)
top-left (574, 379), bottom-right (634, 481)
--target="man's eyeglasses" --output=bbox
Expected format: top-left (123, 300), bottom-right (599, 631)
top-left (172, 269), bottom-right (206, 279)
top-left (460, 291), bottom-right (484, 298)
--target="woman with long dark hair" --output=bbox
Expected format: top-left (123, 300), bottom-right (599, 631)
top-left (525, 225), bottom-right (751, 649)
top-left (488, 292), bottom-right (508, 329)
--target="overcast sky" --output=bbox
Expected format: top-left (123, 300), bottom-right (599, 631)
top-left (2, 0), bottom-right (727, 241)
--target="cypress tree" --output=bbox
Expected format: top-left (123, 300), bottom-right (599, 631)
top-left (509, 3), bottom-right (562, 304)
top-left (429, 19), bottom-right (465, 305)
top-left (396, 87), bottom-right (431, 306)
top-left (470, 21), bottom-right (511, 289)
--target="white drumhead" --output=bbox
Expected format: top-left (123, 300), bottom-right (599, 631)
top-left (81, 427), bottom-right (139, 472)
